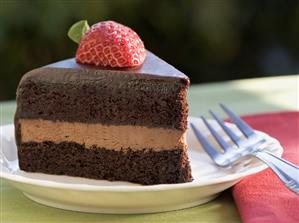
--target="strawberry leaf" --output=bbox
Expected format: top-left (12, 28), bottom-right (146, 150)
top-left (68, 20), bottom-right (90, 44)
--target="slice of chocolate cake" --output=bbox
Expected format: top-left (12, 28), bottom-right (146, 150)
top-left (15, 51), bottom-right (193, 185)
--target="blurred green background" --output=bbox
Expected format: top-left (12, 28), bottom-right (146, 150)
top-left (1, 0), bottom-right (299, 100)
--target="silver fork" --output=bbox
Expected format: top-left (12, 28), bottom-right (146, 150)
top-left (191, 104), bottom-right (299, 195)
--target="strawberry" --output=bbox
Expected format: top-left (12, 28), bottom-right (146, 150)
top-left (68, 20), bottom-right (146, 68)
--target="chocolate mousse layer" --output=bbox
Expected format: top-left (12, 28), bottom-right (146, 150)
top-left (18, 119), bottom-right (186, 151)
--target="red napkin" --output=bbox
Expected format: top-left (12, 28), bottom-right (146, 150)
top-left (232, 111), bottom-right (299, 223)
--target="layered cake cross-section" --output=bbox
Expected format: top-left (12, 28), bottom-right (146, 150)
top-left (15, 51), bottom-right (193, 185)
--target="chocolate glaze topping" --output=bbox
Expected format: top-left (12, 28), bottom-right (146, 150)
top-left (47, 51), bottom-right (189, 81)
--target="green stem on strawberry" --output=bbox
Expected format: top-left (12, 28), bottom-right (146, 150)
top-left (68, 20), bottom-right (90, 44)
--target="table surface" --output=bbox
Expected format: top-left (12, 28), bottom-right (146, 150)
top-left (1, 75), bottom-right (298, 223)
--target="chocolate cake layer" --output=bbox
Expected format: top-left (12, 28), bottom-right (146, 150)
top-left (18, 119), bottom-right (185, 151)
top-left (15, 51), bottom-right (189, 130)
top-left (18, 141), bottom-right (193, 185)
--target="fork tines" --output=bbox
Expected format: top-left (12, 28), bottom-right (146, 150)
top-left (191, 104), bottom-right (259, 167)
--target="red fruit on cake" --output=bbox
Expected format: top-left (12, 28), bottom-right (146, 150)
top-left (75, 20), bottom-right (146, 67)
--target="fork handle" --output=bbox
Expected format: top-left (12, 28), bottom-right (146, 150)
top-left (253, 151), bottom-right (299, 195)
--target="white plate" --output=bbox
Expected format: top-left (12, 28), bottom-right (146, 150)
top-left (0, 117), bottom-right (283, 214)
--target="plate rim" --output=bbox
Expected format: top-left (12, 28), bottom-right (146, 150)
top-left (0, 118), bottom-right (283, 192)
